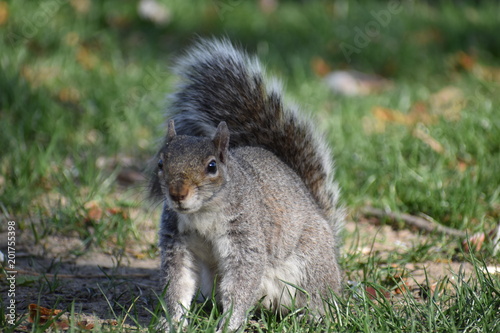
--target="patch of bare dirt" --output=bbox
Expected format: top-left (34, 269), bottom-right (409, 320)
top-left (0, 211), bottom-right (161, 330)
top-left (344, 219), bottom-right (476, 299)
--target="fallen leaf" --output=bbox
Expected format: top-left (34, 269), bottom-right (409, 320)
top-left (107, 207), bottom-right (129, 219)
top-left (28, 304), bottom-right (62, 324)
top-left (394, 278), bottom-right (411, 294)
top-left (454, 51), bottom-right (476, 72)
top-left (84, 200), bottom-right (103, 221)
top-left (76, 46), bottom-right (99, 70)
top-left (413, 126), bottom-right (444, 154)
top-left (58, 87), bottom-right (81, 103)
top-left (364, 106), bottom-right (412, 133)
top-left (365, 286), bottom-right (390, 300)
top-left (429, 86), bottom-right (464, 121)
top-left (77, 320), bottom-right (95, 330)
top-left (372, 106), bottom-right (412, 125)
top-left (408, 102), bottom-right (437, 125)
top-left (0, 1), bottom-right (8, 25)
top-left (56, 320), bottom-right (70, 329)
top-left (451, 51), bottom-right (500, 81)
top-left (456, 160), bottom-right (468, 173)
top-left (70, 0), bottom-right (91, 14)
top-left (383, 270), bottom-right (411, 295)
top-left (311, 57), bottom-right (332, 77)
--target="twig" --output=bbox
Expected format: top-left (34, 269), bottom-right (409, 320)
top-left (359, 206), bottom-right (467, 238)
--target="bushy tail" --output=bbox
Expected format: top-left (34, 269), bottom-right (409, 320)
top-left (150, 38), bottom-right (343, 228)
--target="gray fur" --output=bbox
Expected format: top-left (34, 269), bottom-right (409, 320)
top-left (151, 38), bottom-right (344, 332)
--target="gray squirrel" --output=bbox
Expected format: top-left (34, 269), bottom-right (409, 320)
top-left (149, 38), bottom-right (344, 331)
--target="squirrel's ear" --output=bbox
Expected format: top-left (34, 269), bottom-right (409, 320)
top-left (213, 121), bottom-right (230, 164)
top-left (167, 120), bottom-right (176, 142)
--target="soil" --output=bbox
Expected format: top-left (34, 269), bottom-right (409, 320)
top-left (1, 212), bottom-right (477, 331)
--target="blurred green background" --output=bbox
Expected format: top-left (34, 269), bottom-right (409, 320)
top-left (1, 0), bottom-right (499, 239)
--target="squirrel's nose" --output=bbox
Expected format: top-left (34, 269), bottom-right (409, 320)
top-left (169, 182), bottom-right (190, 203)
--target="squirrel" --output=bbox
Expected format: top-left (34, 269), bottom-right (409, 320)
top-left (149, 38), bottom-right (344, 332)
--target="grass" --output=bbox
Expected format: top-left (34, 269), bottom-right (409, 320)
top-left (1, 0), bottom-right (500, 331)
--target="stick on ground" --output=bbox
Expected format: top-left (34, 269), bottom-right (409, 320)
top-left (360, 206), bottom-right (467, 238)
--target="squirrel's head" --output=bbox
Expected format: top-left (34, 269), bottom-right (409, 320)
top-left (157, 120), bottom-right (230, 213)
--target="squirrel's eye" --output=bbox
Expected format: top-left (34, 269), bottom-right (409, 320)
top-left (206, 160), bottom-right (217, 174)
top-left (158, 159), bottom-right (163, 170)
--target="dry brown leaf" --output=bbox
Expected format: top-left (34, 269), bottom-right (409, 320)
top-left (372, 106), bottom-right (410, 124)
top-left (107, 207), bottom-right (129, 219)
top-left (70, 0), bottom-right (91, 14)
top-left (77, 320), bottom-right (95, 330)
top-left (408, 102), bottom-right (437, 125)
top-left (429, 86), bottom-right (464, 122)
top-left (84, 200), bottom-right (103, 221)
top-left (413, 126), bottom-right (444, 154)
top-left (365, 286), bottom-right (390, 300)
top-left (394, 280), bottom-right (411, 294)
top-left (107, 207), bottom-right (121, 215)
top-left (451, 51), bottom-right (500, 81)
top-left (57, 320), bottom-right (70, 330)
top-left (77, 46), bottom-right (99, 70)
top-left (0, 1), bottom-right (8, 25)
top-left (456, 160), bottom-right (468, 173)
top-left (28, 304), bottom-right (62, 324)
top-left (58, 87), bottom-right (81, 103)
top-left (311, 57), bottom-right (332, 77)
top-left (455, 51), bottom-right (476, 72)
top-left (384, 271), bottom-right (411, 295)
top-left (365, 100), bottom-right (437, 134)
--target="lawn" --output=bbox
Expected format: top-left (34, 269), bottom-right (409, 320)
top-left (1, 0), bottom-right (500, 332)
